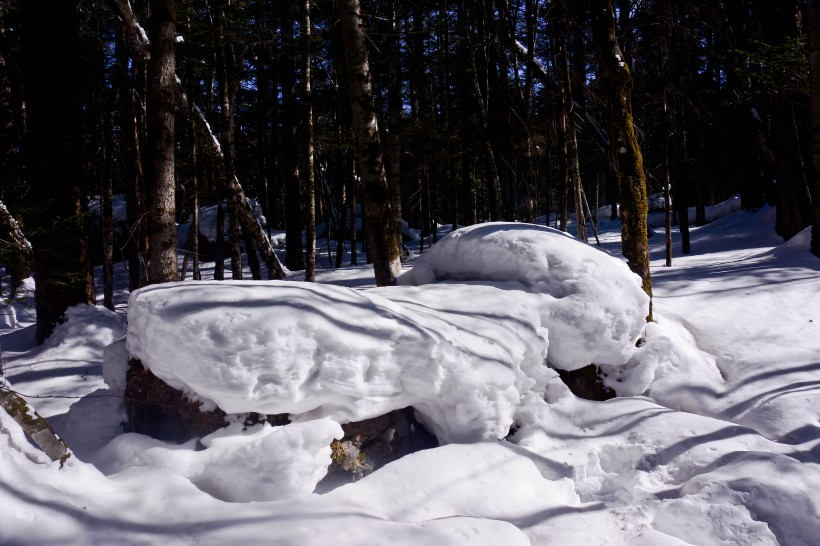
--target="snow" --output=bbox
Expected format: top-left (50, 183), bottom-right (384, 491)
top-left (2, 205), bottom-right (820, 545)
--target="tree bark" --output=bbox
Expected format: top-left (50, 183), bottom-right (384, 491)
top-left (215, 0), bottom-right (243, 280)
top-left (592, 0), bottom-right (652, 318)
top-left (461, 1), bottom-right (503, 221)
top-left (22, 0), bottom-right (95, 343)
top-left (556, 4), bottom-right (585, 240)
top-left (146, 0), bottom-right (178, 285)
top-left (339, 0), bottom-right (401, 286)
top-left (810, 0), bottom-right (820, 257)
top-left (302, 0), bottom-right (317, 281)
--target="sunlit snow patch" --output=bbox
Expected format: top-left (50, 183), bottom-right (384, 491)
top-left (398, 222), bottom-right (650, 370)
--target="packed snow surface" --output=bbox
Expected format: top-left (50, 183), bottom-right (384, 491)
top-left (2, 206), bottom-right (820, 545)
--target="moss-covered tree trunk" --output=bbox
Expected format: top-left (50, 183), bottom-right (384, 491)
top-left (592, 0), bottom-right (652, 319)
top-left (339, 0), bottom-right (401, 286)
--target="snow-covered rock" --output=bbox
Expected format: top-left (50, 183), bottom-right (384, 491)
top-left (398, 222), bottom-right (650, 370)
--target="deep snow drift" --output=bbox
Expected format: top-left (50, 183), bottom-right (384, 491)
top-left (2, 206), bottom-right (820, 545)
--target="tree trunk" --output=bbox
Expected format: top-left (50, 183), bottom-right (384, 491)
top-left (387, 0), bottom-right (404, 247)
top-left (22, 0), bottom-right (96, 343)
top-left (556, 4), bottom-right (585, 241)
top-left (339, 0), bottom-right (401, 286)
top-left (461, 1), bottom-right (503, 222)
top-left (810, 0), bottom-right (820, 257)
top-left (592, 0), bottom-right (652, 318)
top-left (146, 0), bottom-right (177, 285)
top-left (215, 202), bottom-right (225, 280)
top-left (302, 0), bottom-right (317, 282)
top-left (214, 1), bottom-right (242, 280)
top-left (282, 27), bottom-right (305, 272)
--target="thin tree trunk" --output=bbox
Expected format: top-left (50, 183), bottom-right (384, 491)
top-left (810, 0), bottom-right (820, 257)
top-left (302, 0), bottom-right (316, 282)
top-left (663, 91), bottom-right (673, 267)
top-left (214, 1), bottom-right (242, 280)
top-left (387, 0), bottom-right (404, 247)
top-left (215, 203), bottom-right (225, 280)
top-left (339, 0), bottom-right (401, 286)
top-left (462, 1), bottom-right (503, 221)
top-left (556, 3), bottom-right (586, 241)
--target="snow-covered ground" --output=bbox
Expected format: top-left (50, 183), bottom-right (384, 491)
top-left (1, 204), bottom-right (819, 545)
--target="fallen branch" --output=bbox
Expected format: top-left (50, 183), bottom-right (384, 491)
top-left (1, 382), bottom-right (71, 465)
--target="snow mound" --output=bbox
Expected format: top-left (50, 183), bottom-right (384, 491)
top-left (98, 417), bottom-right (342, 502)
top-left (398, 222), bottom-right (650, 370)
top-left (126, 280), bottom-right (550, 443)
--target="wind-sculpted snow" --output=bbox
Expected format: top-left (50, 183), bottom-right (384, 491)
top-left (127, 224), bottom-right (650, 442)
top-left (127, 224), bottom-right (651, 442)
top-left (398, 222), bottom-right (650, 370)
top-left (126, 280), bottom-right (550, 443)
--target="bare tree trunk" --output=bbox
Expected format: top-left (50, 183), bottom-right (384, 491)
top-left (592, 0), bottom-right (652, 318)
top-left (214, 1), bottom-right (242, 280)
top-left (663, 91), bottom-right (673, 267)
top-left (387, 0), bottom-right (404, 247)
top-left (461, 1), bottom-right (503, 221)
top-left (22, 0), bottom-right (96, 343)
top-left (146, 0), bottom-right (177, 285)
top-left (215, 202), bottom-right (225, 280)
top-left (339, 0), bottom-right (401, 286)
top-left (555, 3), bottom-right (586, 241)
top-left (811, 0), bottom-right (820, 257)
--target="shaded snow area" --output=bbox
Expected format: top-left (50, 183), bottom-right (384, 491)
top-left (3, 208), bottom-right (820, 545)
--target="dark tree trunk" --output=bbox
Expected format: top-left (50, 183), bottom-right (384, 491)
top-left (146, 0), bottom-right (177, 285)
top-left (556, 3), bottom-right (585, 240)
top-left (302, 0), bottom-right (316, 281)
top-left (215, 0), bottom-right (242, 280)
top-left (809, 0), bottom-right (820, 257)
top-left (592, 0), bottom-right (652, 318)
top-left (387, 0), bottom-right (404, 246)
top-left (461, 1), bottom-right (503, 222)
top-left (22, 0), bottom-right (95, 343)
top-left (215, 202), bottom-right (225, 280)
top-left (282, 26), bottom-right (305, 272)
top-left (339, 0), bottom-right (401, 286)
